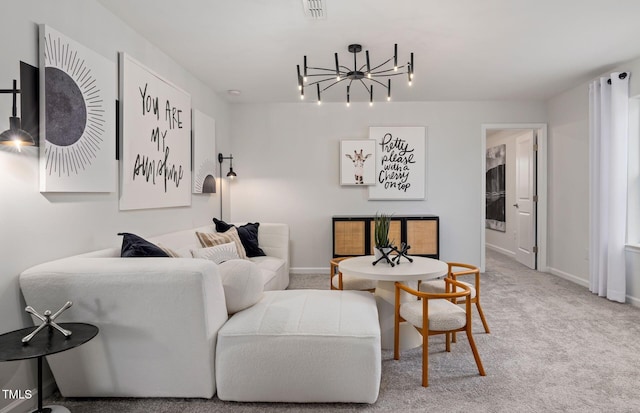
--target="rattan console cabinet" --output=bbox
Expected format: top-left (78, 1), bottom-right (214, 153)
top-left (332, 215), bottom-right (439, 259)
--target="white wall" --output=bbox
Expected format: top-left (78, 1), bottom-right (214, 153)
top-left (229, 101), bottom-right (547, 272)
top-left (0, 1), bottom-right (229, 410)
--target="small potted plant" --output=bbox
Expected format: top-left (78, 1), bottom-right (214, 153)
top-left (373, 213), bottom-right (393, 260)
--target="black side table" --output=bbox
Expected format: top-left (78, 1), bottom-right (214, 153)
top-left (0, 323), bottom-right (98, 413)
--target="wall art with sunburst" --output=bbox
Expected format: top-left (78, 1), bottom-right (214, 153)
top-left (192, 110), bottom-right (216, 194)
top-left (38, 25), bottom-right (116, 192)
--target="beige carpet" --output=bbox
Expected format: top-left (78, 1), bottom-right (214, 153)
top-left (45, 250), bottom-right (640, 412)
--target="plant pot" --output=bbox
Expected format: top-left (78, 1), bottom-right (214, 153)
top-left (374, 247), bottom-right (392, 261)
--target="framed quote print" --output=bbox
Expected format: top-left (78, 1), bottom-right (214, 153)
top-left (368, 126), bottom-right (426, 200)
top-left (119, 53), bottom-right (192, 210)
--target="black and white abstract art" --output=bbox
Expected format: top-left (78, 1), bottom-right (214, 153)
top-left (39, 25), bottom-right (116, 192)
top-left (192, 110), bottom-right (216, 194)
top-left (486, 144), bottom-right (506, 232)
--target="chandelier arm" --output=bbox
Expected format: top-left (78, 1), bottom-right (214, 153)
top-left (371, 65), bottom-right (408, 75)
top-left (370, 72), bottom-right (407, 78)
top-left (307, 67), bottom-right (340, 72)
top-left (369, 57), bottom-right (394, 72)
top-left (307, 77), bottom-right (340, 86)
top-left (322, 78), bottom-right (348, 92)
top-left (358, 79), bottom-right (372, 93)
top-left (368, 78), bottom-right (389, 89)
top-left (306, 73), bottom-right (345, 78)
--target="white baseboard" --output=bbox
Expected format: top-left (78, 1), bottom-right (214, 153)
top-left (547, 266), bottom-right (589, 288)
top-left (548, 266), bottom-right (640, 307)
top-left (0, 378), bottom-right (56, 413)
top-left (290, 267), bottom-right (329, 275)
top-left (627, 295), bottom-right (640, 308)
top-left (486, 243), bottom-right (516, 257)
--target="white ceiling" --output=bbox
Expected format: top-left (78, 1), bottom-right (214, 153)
top-left (98, 0), bottom-right (640, 104)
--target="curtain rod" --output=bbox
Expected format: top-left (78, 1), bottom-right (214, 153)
top-left (607, 72), bottom-right (628, 84)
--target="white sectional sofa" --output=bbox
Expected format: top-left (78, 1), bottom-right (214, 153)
top-left (19, 222), bottom-right (382, 404)
top-left (19, 223), bottom-right (289, 398)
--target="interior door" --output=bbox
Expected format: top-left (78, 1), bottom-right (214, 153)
top-left (515, 131), bottom-right (537, 269)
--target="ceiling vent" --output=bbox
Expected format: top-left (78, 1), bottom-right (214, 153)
top-left (302, 0), bottom-right (326, 19)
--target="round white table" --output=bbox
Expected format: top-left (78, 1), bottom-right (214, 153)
top-left (339, 255), bottom-right (448, 350)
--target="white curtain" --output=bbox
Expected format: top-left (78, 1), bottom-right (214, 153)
top-left (588, 72), bottom-right (629, 303)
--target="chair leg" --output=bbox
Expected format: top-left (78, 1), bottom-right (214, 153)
top-left (422, 331), bottom-right (429, 387)
top-left (466, 328), bottom-right (486, 377)
top-left (476, 301), bottom-right (490, 334)
top-left (445, 332), bottom-right (451, 352)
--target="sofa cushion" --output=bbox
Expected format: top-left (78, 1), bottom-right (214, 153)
top-left (213, 219), bottom-right (266, 258)
top-left (216, 290), bottom-right (381, 403)
top-left (118, 233), bottom-right (169, 258)
top-left (196, 228), bottom-right (247, 259)
top-left (248, 256), bottom-right (286, 290)
top-left (217, 259), bottom-right (264, 314)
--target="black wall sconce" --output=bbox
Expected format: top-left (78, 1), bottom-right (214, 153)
top-left (218, 153), bottom-right (237, 179)
top-left (218, 153), bottom-right (237, 219)
top-left (0, 79), bottom-right (35, 151)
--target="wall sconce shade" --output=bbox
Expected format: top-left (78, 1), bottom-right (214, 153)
top-left (218, 153), bottom-right (237, 179)
top-left (0, 79), bottom-right (35, 150)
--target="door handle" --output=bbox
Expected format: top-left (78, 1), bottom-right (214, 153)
top-left (513, 203), bottom-right (519, 208)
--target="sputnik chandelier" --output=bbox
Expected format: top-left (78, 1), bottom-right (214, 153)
top-left (296, 43), bottom-right (414, 105)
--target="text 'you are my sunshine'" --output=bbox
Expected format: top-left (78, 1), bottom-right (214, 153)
top-left (133, 83), bottom-right (185, 192)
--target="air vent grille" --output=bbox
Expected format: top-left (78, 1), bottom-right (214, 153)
top-left (302, 0), bottom-right (326, 19)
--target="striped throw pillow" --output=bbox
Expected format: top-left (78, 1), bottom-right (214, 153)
top-left (196, 227), bottom-right (247, 259)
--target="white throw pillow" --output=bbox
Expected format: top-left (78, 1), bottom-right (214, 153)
top-left (217, 259), bottom-right (264, 314)
top-left (191, 242), bottom-right (239, 264)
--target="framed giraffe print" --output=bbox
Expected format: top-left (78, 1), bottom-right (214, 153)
top-left (340, 139), bottom-right (376, 185)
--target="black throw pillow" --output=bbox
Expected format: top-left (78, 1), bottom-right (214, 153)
top-left (118, 233), bottom-right (170, 258)
top-left (213, 218), bottom-right (266, 258)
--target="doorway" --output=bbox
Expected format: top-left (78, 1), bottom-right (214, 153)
top-left (481, 124), bottom-right (547, 273)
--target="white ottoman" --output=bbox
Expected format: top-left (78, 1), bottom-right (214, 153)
top-left (215, 289), bottom-right (381, 403)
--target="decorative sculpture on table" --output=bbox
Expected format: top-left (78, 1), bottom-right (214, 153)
top-left (372, 213), bottom-right (414, 266)
top-left (392, 242), bottom-right (413, 265)
top-left (22, 301), bottom-right (73, 343)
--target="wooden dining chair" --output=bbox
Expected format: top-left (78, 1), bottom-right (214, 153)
top-left (394, 278), bottom-right (486, 387)
top-left (329, 257), bottom-right (376, 291)
top-left (419, 262), bottom-right (490, 335)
